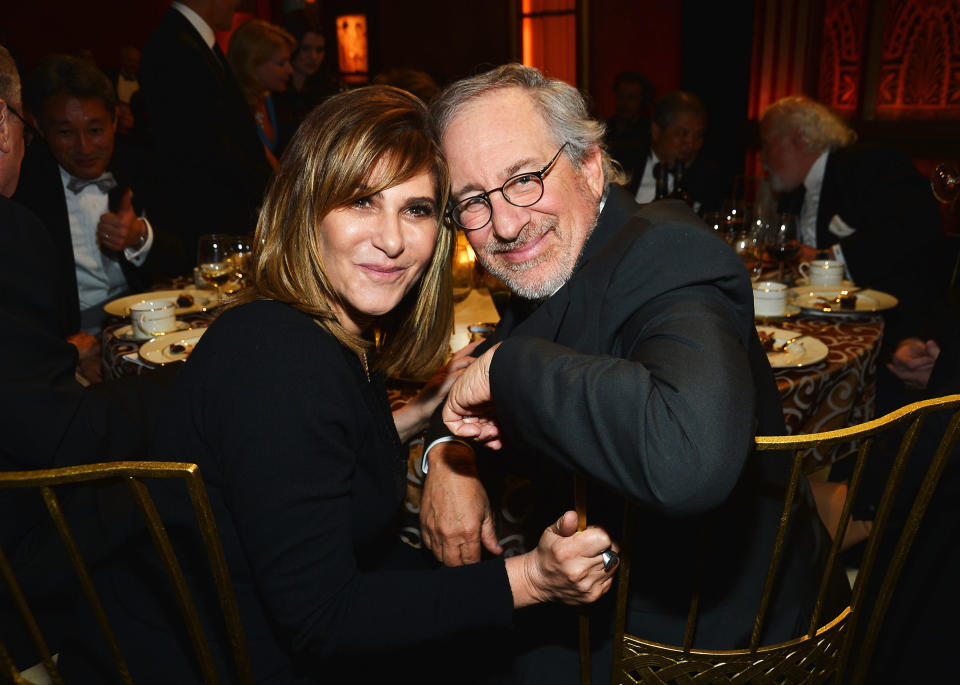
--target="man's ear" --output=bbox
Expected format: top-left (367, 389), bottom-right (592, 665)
top-left (580, 145), bottom-right (605, 200)
top-left (0, 100), bottom-right (11, 154)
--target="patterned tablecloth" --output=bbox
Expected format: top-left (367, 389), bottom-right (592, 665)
top-left (766, 312), bottom-right (884, 470)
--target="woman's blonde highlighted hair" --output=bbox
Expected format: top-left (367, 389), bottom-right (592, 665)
top-left (236, 85), bottom-right (454, 380)
top-left (227, 19), bottom-right (296, 104)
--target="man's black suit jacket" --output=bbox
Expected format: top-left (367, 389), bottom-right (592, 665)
top-left (140, 8), bottom-right (272, 260)
top-left (13, 141), bottom-right (182, 336)
top-left (779, 144), bottom-right (943, 343)
top-left (624, 145), bottom-right (731, 213)
top-left (432, 187), bottom-right (844, 683)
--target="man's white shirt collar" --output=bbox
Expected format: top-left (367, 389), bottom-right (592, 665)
top-left (172, 2), bottom-right (216, 49)
top-left (803, 149), bottom-right (829, 196)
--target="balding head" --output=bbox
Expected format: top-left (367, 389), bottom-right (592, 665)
top-left (0, 44), bottom-right (25, 197)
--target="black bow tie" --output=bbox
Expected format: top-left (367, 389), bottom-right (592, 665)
top-left (67, 173), bottom-right (117, 195)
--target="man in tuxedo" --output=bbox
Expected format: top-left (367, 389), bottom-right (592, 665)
top-left (14, 55), bottom-right (182, 352)
top-left (0, 45), bottom-right (180, 670)
top-left (629, 90), bottom-right (729, 213)
top-left (139, 0), bottom-right (272, 260)
top-left (760, 95), bottom-right (943, 347)
top-left (420, 64), bottom-right (844, 684)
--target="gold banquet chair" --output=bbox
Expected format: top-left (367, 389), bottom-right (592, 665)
top-left (0, 461), bottom-right (253, 685)
top-left (605, 394), bottom-right (960, 685)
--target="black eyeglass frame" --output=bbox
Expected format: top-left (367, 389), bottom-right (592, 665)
top-left (446, 141), bottom-right (570, 231)
top-left (5, 103), bottom-right (38, 145)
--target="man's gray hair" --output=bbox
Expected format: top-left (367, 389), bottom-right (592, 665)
top-left (761, 95), bottom-right (857, 153)
top-left (431, 63), bottom-right (627, 186)
top-left (0, 45), bottom-right (22, 110)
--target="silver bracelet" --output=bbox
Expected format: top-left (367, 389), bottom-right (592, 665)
top-left (420, 435), bottom-right (474, 475)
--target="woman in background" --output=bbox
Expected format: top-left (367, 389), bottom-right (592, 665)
top-left (275, 8), bottom-right (338, 152)
top-left (228, 19), bottom-right (295, 169)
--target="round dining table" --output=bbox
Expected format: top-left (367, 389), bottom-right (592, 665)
top-left (764, 312), bottom-right (884, 471)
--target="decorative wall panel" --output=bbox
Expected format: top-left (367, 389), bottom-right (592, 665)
top-left (875, 0), bottom-right (960, 119)
top-left (818, 0), bottom-right (869, 116)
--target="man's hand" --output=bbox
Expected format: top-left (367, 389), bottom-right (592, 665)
top-left (67, 332), bottom-right (102, 384)
top-left (442, 343), bottom-right (503, 449)
top-left (505, 511), bottom-right (617, 608)
top-left (98, 188), bottom-right (145, 252)
top-left (887, 338), bottom-right (940, 389)
top-left (796, 244), bottom-right (821, 263)
top-left (420, 441), bottom-right (502, 565)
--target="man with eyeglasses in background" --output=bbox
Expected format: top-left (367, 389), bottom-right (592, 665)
top-left (418, 64), bottom-right (846, 684)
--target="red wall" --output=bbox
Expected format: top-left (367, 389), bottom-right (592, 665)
top-left (588, 0), bottom-right (682, 120)
top-left (5, 1), bottom-right (170, 74)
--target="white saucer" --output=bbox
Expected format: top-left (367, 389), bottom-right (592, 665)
top-left (755, 304), bottom-right (801, 322)
top-left (113, 320), bottom-right (191, 342)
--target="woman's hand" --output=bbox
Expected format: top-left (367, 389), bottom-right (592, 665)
top-left (505, 511), bottom-right (618, 608)
top-left (393, 340), bottom-right (481, 443)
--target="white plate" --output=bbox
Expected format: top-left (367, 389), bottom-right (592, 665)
top-left (788, 286), bottom-right (898, 315)
top-left (794, 278), bottom-right (857, 289)
top-left (104, 286), bottom-right (215, 318)
top-left (757, 325), bottom-right (829, 369)
top-left (139, 328), bottom-right (206, 365)
top-left (113, 320), bottom-right (191, 342)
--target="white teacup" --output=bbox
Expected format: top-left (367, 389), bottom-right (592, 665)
top-left (130, 298), bottom-right (177, 338)
top-left (753, 281), bottom-right (787, 318)
top-left (799, 259), bottom-right (845, 286)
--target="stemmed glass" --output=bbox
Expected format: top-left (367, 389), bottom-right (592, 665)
top-left (227, 234), bottom-right (254, 292)
top-left (732, 227), bottom-right (763, 282)
top-left (764, 214), bottom-right (800, 283)
top-left (932, 163), bottom-right (959, 206)
top-left (197, 234), bottom-right (235, 306)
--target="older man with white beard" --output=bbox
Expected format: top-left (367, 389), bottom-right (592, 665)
top-left (759, 95), bottom-right (942, 352)
top-left (419, 64), bottom-right (846, 684)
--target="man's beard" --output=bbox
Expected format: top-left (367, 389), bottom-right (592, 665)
top-left (477, 209), bottom-right (598, 301)
top-left (763, 163), bottom-right (791, 193)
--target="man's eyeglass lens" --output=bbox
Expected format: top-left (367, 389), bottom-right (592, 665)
top-left (451, 143), bottom-right (568, 230)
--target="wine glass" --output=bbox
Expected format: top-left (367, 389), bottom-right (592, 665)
top-left (227, 234), bottom-right (254, 292)
top-left (732, 226), bottom-right (763, 282)
top-left (197, 234), bottom-right (235, 306)
top-left (932, 163), bottom-right (959, 206)
top-left (702, 210), bottom-right (726, 241)
top-left (764, 213), bottom-right (800, 282)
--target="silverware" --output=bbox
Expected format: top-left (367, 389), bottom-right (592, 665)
top-left (775, 334), bottom-right (804, 351)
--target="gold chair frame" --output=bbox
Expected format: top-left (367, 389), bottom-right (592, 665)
top-left (0, 461), bottom-right (254, 685)
top-left (602, 394), bottom-right (960, 685)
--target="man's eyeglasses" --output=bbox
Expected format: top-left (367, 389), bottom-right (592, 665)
top-left (5, 103), bottom-right (38, 145)
top-left (447, 141), bottom-right (569, 231)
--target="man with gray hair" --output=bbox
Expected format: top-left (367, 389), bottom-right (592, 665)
top-left (760, 95), bottom-right (942, 345)
top-left (421, 64), bottom-right (844, 683)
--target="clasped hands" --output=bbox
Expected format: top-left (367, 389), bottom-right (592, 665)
top-left (420, 343), bottom-right (617, 607)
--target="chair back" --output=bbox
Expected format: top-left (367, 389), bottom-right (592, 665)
top-left (0, 461), bottom-right (253, 685)
top-left (607, 394), bottom-right (960, 685)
